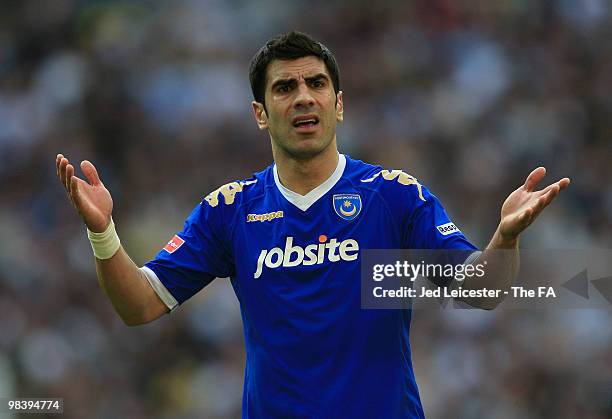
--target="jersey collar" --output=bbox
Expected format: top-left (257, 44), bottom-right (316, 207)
top-left (273, 153), bottom-right (346, 212)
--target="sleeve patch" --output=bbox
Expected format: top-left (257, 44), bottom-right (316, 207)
top-left (163, 235), bottom-right (185, 253)
top-left (436, 222), bottom-right (460, 236)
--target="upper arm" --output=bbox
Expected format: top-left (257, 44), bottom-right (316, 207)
top-left (142, 199), bottom-right (234, 309)
top-left (138, 291), bottom-right (170, 325)
top-left (137, 266), bottom-right (172, 324)
top-left (402, 184), bottom-right (478, 288)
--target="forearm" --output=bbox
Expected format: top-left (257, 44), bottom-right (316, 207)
top-left (56, 155), bottom-right (170, 325)
top-left (458, 226), bottom-right (519, 309)
top-left (94, 247), bottom-right (168, 325)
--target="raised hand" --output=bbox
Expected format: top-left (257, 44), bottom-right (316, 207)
top-left (498, 167), bottom-right (570, 239)
top-left (56, 154), bottom-right (113, 233)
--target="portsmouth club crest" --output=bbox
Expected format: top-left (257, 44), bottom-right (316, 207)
top-left (333, 194), bottom-right (362, 221)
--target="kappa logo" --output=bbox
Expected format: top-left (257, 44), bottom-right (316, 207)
top-left (163, 235), bottom-right (185, 254)
top-left (436, 222), bottom-right (460, 236)
top-left (333, 194), bottom-right (362, 221)
top-left (247, 211), bottom-right (284, 223)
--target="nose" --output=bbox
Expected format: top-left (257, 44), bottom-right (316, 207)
top-left (293, 81), bottom-right (314, 109)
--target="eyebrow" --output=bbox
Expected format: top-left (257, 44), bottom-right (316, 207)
top-left (270, 73), bottom-right (329, 90)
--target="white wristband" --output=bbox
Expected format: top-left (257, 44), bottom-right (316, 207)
top-left (87, 218), bottom-right (121, 260)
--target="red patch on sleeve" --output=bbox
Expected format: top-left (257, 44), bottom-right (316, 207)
top-left (163, 235), bottom-right (185, 254)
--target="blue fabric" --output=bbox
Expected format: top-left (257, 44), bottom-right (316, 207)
top-left (145, 155), bottom-right (477, 418)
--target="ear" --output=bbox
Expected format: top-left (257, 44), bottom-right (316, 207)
top-left (252, 101), bottom-right (268, 130)
top-left (335, 91), bottom-right (344, 123)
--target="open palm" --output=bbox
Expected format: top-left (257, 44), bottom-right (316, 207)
top-left (499, 167), bottom-right (570, 239)
top-left (56, 154), bottom-right (113, 233)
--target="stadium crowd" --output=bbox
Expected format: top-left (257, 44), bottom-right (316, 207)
top-left (0, 1), bottom-right (610, 418)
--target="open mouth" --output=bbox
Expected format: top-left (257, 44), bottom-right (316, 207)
top-left (292, 116), bottom-right (320, 129)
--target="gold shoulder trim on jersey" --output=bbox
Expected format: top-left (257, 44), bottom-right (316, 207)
top-left (361, 170), bottom-right (425, 201)
top-left (204, 179), bottom-right (258, 207)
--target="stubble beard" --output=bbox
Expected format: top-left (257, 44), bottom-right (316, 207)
top-left (270, 117), bottom-right (336, 161)
top-left (272, 131), bottom-right (335, 161)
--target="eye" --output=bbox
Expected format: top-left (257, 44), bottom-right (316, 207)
top-left (276, 84), bottom-right (290, 93)
top-left (311, 79), bottom-right (325, 88)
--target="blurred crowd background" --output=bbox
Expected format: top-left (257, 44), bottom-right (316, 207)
top-left (1, 0), bottom-right (610, 418)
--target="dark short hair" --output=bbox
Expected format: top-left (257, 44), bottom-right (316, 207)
top-left (249, 31), bottom-right (340, 108)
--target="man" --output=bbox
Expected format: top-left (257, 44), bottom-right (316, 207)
top-left (56, 31), bottom-right (570, 418)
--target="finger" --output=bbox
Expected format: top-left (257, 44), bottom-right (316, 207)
top-left (557, 177), bottom-right (571, 190)
top-left (80, 160), bottom-right (102, 186)
top-left (530, 186), bottom-right (560, 219)
top-left (59, 158), bottom-right (69, 189)
top-left (69, 176), bottom-right (82, 207)
top-left (56, 154), bottom-right (64, 177)
top-left (65, 164), bottom-right (75, 193)
top-left (536, 177), bottom-right (571, 196)
top-left (520, 208), bottom-right (533, 225)
top-left (535, 184), bottom-right (560, 204)
top-left (524, 167), bottom-right (546, 192)
top-left (537, 183), bottom-right (558, 196)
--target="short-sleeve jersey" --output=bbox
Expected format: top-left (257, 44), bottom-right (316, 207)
top-left (144, 154), bottom-right (477, 418)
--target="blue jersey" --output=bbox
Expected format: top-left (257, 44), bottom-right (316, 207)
top-left (144, 154), bottom-right (477, 418)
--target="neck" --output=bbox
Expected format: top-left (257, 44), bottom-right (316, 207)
top-left (273, 138), bottom-right (339, 196)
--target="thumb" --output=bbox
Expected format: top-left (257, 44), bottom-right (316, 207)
top-left (524, 167), bottom-right (546, 192)
top-left (80, 160), bottom-right (102, 186)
